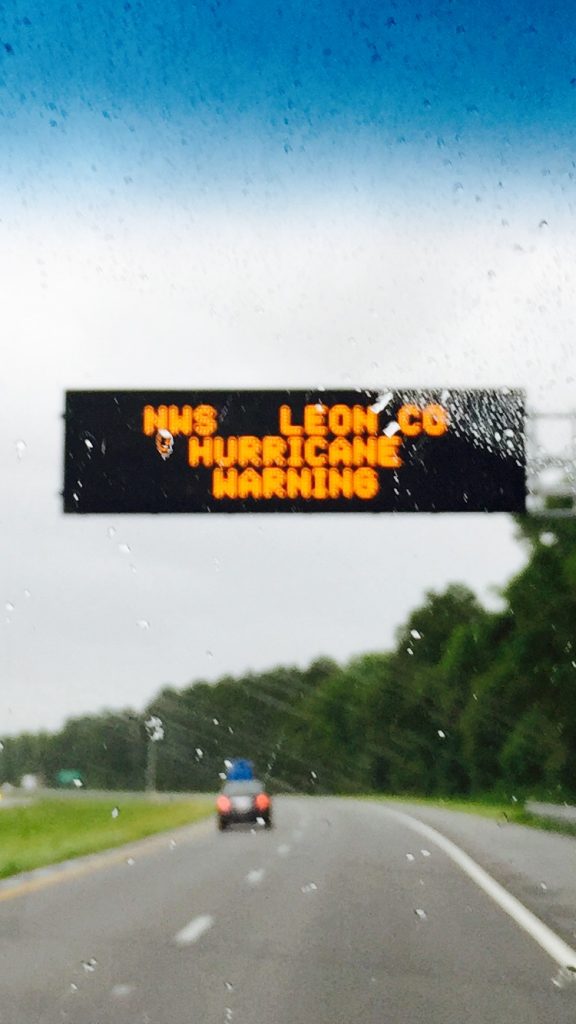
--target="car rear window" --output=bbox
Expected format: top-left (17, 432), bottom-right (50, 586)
top-left (222, 780), bottom-right (264, 796)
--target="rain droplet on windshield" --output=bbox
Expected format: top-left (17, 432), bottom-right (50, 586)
top-left (437, 730), bottom-right (446, 739)
top-left (301, 882), bottom-right (318, 894)
top-left (5, 602), bottom-right (14, 613)
top-left (383, 421), bottom-right (401, 437)
top-left (552, 966), bottom-right (576, 989)
top-left (370, 391), bottom-right (393, 414)
top-left (118, 543), bottom-right (131, 555)
top-left (414, 908), bottom-right (427, 921)
top-left (107, 527), bottom-right (116, 538)
top-left (136, 619), bottom-right (150, 630)
top-left (111, 807), bottom-right (119, 819)
top-left (15, 440), bottom-right (27, 460)
top-left (81, 958), bottom-right (98, 973)
top-left (539, 532), bottom-right (557, 546)
top-left (410, 629), bottom-right (422, 640)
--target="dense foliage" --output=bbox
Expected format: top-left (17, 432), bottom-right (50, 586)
top-left (3, 517), bottom-right (576, 800)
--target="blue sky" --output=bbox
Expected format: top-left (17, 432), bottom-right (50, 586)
top-left (2, 0), bottom-right (576, 202)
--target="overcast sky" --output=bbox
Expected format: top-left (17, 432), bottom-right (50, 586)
top-left (2, 1), bottom-right (576, 735)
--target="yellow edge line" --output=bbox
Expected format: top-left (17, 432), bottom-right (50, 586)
top-left (0, 815), bottom-right (214, 905)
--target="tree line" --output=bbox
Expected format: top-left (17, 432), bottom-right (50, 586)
top-left (2, 515), bottom-right (576, 800)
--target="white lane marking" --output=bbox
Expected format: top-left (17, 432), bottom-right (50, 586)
top-left (245, 868), bottom-right (265, 886)
top-left (173, 913), bottom-right (214, 946)
top-left (383, 808), bottom-right (576, 970)
top-left (111, 984), bottom-right (134, 998)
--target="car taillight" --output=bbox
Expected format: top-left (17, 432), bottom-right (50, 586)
top-left (255, 793), bottom-right (270, 811)
top-left (216, 795), bottom-right (232, 812)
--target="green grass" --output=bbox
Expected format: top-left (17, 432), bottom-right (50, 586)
top-left (0, 797), bottom-right (214, 880)
top-left (369, 793), bottom-right (576, 838)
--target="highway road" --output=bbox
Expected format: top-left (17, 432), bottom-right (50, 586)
top-left (1, 797), bottom-right (575, 1023)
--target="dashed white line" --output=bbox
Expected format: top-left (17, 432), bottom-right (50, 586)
top-left (382, 807), bottom-right (576, 971)
top-left (245, 868), bottom-right (265, 886)
top-left (173, 914), bottom-right (214, 947)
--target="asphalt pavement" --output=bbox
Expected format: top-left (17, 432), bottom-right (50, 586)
top-left (0, 797), bottom-right (575, 1024)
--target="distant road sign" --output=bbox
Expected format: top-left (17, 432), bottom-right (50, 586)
top-left (63, 389), bottom-right (525, 514)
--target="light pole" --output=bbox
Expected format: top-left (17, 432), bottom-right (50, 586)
top-left (144, 715), bottom-right (165, 793)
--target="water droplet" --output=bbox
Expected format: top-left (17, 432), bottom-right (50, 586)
top-left (213, 718), bottom-right (220, 726)
top-left (136, 619), bottom-right (150, 630)
top-left (370, 391), bottom-right (394, 414)
top-left (82, 958), bottom-right (98, 972)
top-left (301, 882), bottom-right (318, 894)
top-left (406, 853), bottom-right (415, 862)
top-left (540, 881), bottom-right (548, 891)
top-left (118, 543), bottom-right (131, 555)
top-left (414, 908), bottom-right (427, 921)
top-left (15, 440), bottom-right (27, 460)
top-left (437, 730), bottom-right (446, 739)
top-left (310, 770), bottom-right (318, 779)
top-left (552, 966), bottom-right (576, 989)
top-left (511, 795), bottom-right (518, 803)
top-left (23, 589), bottom-right (31, 599)
top-left (5, 602), bottom-right (14, 613)
top-left (111, 807), bottom-right (119, 819)
top-left (84, 438), bottom-right (94, 450)
top-left (195, 748), bottom-right (204, 758)
top-left (126, 857), bottom-right (135, 866)
top-left (206, 650), bottom-right (214, 658)
top-left (539, 531), bottom-right (557, 546)
top-left (410, 629), bottom-right (422, 640)
top-left (406, 647), bottom-right (414, 656)
top-left (169, 839), bottom-right (177, 850)
top-left (70, 982), bottom-right (79, 992)
top-left (107, 527), bottom-right (116, 538)
top-left (224, 981), bottom-right (234, 992)
top-left (383, 420), bottom-right (401, 437)
top-left (256, 816), bottom-right (265, 826)
top-left (225, 1009), bottom-right (233, 1022)
top-left (421, 849), bottom-right (431, 858)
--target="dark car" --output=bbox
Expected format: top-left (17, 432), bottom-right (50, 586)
top-left (216, 779), bottom-right (273, 830)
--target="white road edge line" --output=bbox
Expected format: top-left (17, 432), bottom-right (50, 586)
top-left (382, 807), bottom-right (576, 970)
top-left (173, 914), bottom-right (214, 947)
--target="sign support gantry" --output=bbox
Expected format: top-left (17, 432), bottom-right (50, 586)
top-left (526, 411), bottom-right (576, 518)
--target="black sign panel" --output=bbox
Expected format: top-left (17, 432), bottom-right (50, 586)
top-left (63, 389), bottom-right (526, 514)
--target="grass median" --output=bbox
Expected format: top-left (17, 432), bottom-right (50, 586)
top-left (0, 796), bottom-right (214, 880)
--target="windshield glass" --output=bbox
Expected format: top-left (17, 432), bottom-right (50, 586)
top-left (3, 3), bottom-right (576, 1023)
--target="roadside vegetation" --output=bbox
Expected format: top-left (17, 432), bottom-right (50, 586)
top-left (2, 516), bottom-right (576, 809)
top-left (0, 797), bottom-right (213, 880)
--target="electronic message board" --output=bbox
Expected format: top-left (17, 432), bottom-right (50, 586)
top-left (63, 389), bottom-right (526, 514)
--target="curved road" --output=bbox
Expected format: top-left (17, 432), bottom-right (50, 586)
top-left (1, 797), bottom-right (575, 1023)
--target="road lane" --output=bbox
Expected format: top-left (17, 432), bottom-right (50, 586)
top-left (0, 798), bottom-right (575, 1023)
